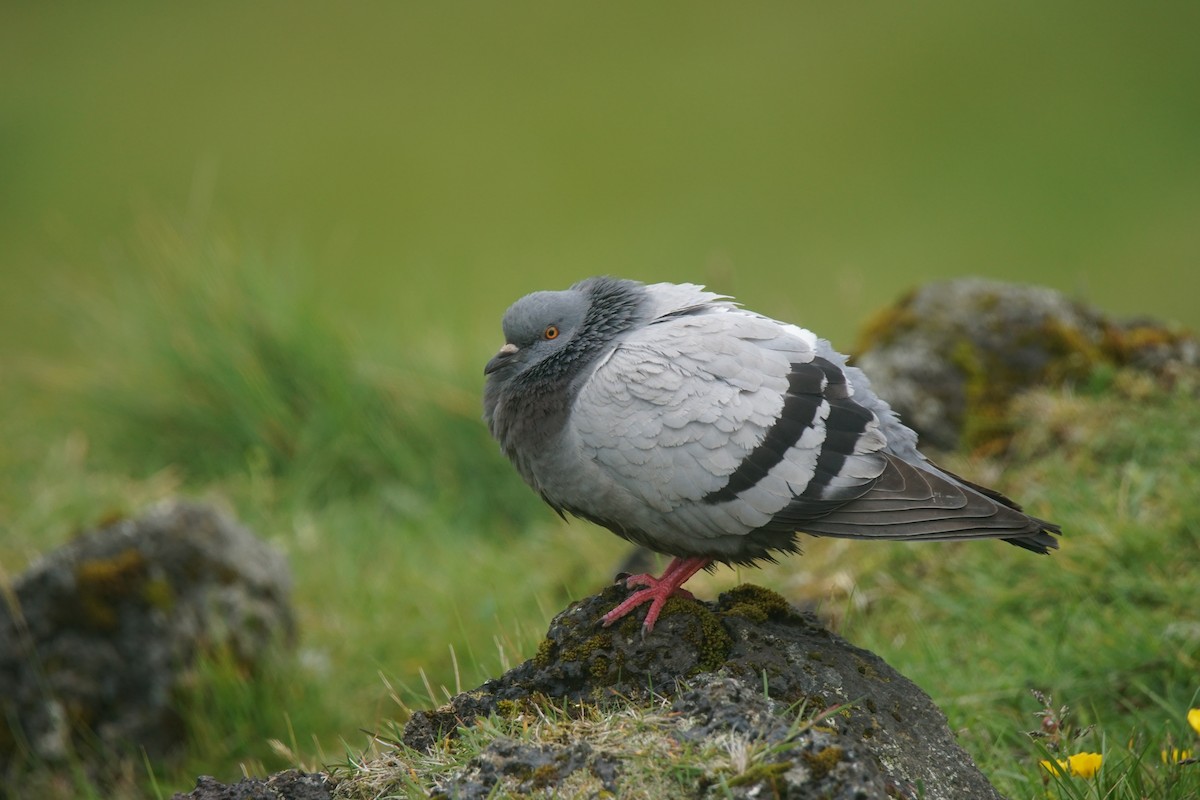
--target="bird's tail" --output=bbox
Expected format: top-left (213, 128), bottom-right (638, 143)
top-left (796, 453), bottom-right (1063, 552)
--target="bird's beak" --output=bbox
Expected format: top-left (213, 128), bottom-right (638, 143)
top-left (484, 343), bottom-right (520, 375)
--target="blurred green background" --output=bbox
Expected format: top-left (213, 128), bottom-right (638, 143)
top-left (3, 3), bottom-right (1200, 797)
top-left (4, 1), bottom-right (1198, 362)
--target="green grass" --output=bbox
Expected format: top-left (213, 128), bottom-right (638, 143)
top-left (4, 3), bottom-right (1200, 358)
top-left (1, 229), bottom-right (1196, 798)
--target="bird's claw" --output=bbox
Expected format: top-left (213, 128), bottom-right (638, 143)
top-left (601, 570), bottom-right (699, 632)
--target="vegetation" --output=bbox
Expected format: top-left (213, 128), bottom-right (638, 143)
top-left (1, 234), bottom-right (1196, 798)
top-left (334, 691), bottom-right (851, 799)
top-left (3, 4), bottom-right (1199, 796)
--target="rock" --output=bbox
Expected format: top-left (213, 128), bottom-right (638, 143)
top-left (854, 278), bottom-right (1198, 451)
top-left (172, 771), bottom-right (334, 800)
top-left (416, 672), bottom-right (897, 800)
top-left (383, 583), bottom-right (1004, 800)
top-left (440, 739), bottom-right (614, 799)
top-left (0, 500), bottom-right (293, 781)
top-left (672, 676), bottom-right (895, 799)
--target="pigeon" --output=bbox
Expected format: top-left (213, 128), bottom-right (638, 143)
top-left (484, 277), bottom-right (1060, 633)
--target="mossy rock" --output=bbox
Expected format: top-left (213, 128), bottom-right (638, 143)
top-left (0, 500), bottom-right (293, 783)
top-left (854, 279), bottom-right (1197, 452)
top-left (400, 583), bottom-right (1005, 799)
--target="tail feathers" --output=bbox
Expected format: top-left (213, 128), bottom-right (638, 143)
top-left (999, 512), bottom-right (1061, 553)
top-left (796, 453), bottom-right (1062, 553)
top-left (930, 459), bottom-right (1061, 553)
top-left (1003, 524), bottom-right (1061, 554)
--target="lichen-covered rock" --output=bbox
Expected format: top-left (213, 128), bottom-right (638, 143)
top-left (413, 673), bottom-right (893, 800)
top-left (173, 770), bottom-right (333, 800)
top-left (854, 278), bottom-right (1198, 451)
top-left (399, 583), bottom-right (1004, 800)
top-left (0, 500), bottom-right (293, 780)
top-left (672, 675), bottom-right (894, 799)
top-left (436, 739), bottom-right (617, 799)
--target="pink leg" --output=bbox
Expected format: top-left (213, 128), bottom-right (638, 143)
top-left (601, 555), bottom-right (712, 634)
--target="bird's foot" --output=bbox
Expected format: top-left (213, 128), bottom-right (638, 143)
top-left (601, 555), bottom-right (711, 634)
top-left (624, 572), bottom-right (696, 599)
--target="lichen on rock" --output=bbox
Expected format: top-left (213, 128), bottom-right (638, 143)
top-left (854, 278), bottom-right (1197, 452)
top-left (0, 500), bottom-right (294, 785)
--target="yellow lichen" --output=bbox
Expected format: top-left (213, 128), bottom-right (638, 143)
top-left (1036, 318), bottom-right (1104, 383)
top-left (530, 762), bottom-right (560, 788)
top-left (802, 745), bottom-right (844, 779)
top-left (74, 548), bottom-right (148, 630)
top-left (950, 339), bottom-right (1016, 455)
top-left (1102, 321), bottom-right (1189, 363)
top-left (141, 577), bottom-right (176, 611)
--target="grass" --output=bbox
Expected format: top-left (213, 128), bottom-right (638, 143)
top-left (4, 4), bottom-right (1200, 357)
top-left (1, 229), bottom-right (1197, 798)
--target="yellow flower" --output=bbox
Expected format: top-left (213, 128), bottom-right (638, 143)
top-left (1067, 752), bottom-right (1103, 778)
top-left (1162, 748), bottom-right (1193, 764)
top-left (1189, 708), bottom-right (1200, 737)
top-left (1041, 752), bottom-right (1103, 778)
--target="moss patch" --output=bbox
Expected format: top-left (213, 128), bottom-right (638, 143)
top-left (561, 629), bottom-right (625, 688)
top-left (717, 584), bottom-right (795, 624)
top-left (853, 655), bottom-right (888, 683)
top-left (533, 636), bottom-right (557, 669)
top-left (802, 745), bottom-right (844, 780)
top-left (73, 548), bottom-right (148, 631)
top-left (725, 760), bottom-right (791, 788)
top-left (657, 597), bottom-right (732, 673)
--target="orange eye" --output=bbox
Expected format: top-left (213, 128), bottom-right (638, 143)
top-left (544, 325), bottom-right (559, 340)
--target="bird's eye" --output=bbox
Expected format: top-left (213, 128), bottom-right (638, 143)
top-left (544, 325), bottom-right (560, 340)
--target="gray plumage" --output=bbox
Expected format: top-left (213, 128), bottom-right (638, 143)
top-left (484, 277), bottom-right (1059, 627)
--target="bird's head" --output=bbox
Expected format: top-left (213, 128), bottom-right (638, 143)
top-left (484, 288), bottom-right (590, 381)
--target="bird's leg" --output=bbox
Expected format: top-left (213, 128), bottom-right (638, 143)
top-left (601, 555), bottom-right (712, 633)
top-left (625, 572), bottom-right (695, 600)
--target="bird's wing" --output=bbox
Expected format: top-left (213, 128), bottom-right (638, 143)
top-left (570, 303), bottom-right (890, 539)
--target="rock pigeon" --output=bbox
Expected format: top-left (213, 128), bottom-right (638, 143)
top-left (484, 277), bottom-right (1060, 633)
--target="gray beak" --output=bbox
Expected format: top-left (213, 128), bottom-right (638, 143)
top-left (484, 343), bottom-right (520, 375)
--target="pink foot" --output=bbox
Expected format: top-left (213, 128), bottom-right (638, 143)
top-left (601, 556), bottom-right (711, 633)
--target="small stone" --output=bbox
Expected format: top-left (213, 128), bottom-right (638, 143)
top-left (171, 770), bottom-right (333, 800)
